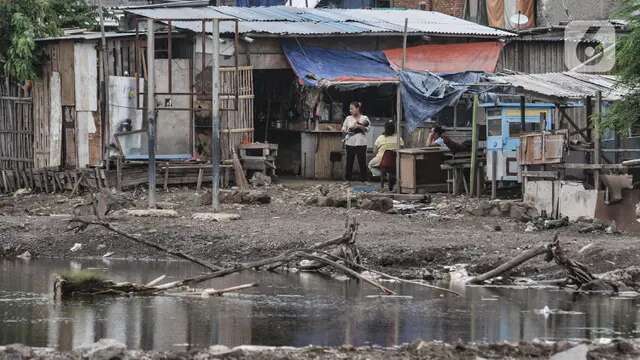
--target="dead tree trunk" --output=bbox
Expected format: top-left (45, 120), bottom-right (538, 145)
top-left (467, 243), bottom-right (551, 284)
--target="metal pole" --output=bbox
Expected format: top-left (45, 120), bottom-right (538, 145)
top-left (594, 91), bottom-right (602, 190)
top-left (469, 94), bottom-right (479, 197)
top-left (396, 18), bottom-right (407, 194)
top-left (211, 18), bottom-right (221, 212)
top-left (147, 19), bottom-right (157, 209)
top-left (99, 0), bottom-right (110, 171)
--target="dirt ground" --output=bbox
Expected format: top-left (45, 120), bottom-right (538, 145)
top-left (1, 179), bottom-right (639, 280)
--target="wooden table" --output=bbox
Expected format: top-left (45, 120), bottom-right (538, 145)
top-left (397, 147), bottom-right (448, 194)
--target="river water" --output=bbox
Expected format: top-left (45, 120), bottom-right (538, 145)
top-left (1, 258), bottom-right (639, 351)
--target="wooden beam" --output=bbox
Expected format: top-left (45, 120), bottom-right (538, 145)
top-left (558, 107), bottom-right (590, 142)
top-left (521, 170), bottom-right (560, 179)
top-left (469, 94), bottom-right (479, 197)
top-left (553, 163), bottom-right (624, 170)
top-left (593, 92), bottom-right (602, 189)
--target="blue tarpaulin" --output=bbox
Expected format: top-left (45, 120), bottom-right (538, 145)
top-left (236, 0), bottom-right (286, 6)
top-left (281, 40), bottom-right (398, 88)
top-left (400, 71), bottom-right (483, 132)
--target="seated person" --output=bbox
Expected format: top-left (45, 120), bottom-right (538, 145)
top-left (427, 126), bottom-right (471, 153)
top-left (369, 120), bottom-right (404, 177)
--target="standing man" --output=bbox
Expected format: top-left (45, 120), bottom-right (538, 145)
top-left (342, 101), bottom-right (370, 182)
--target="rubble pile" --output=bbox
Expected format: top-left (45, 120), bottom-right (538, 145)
top-left (197, 190), bottom-right (271, 206)
top-left (468, 200), bottom-right (539, 222)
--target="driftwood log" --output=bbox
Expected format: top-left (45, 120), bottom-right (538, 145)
top-left (468, 234), bottom-right (617, 293)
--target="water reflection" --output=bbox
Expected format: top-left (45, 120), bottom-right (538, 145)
top-left (0, 259), bottom-right (638, 351)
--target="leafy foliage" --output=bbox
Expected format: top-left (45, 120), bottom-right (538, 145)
top-left (602, 0), bottom-right (640, 132)
top-left (0, 0), bottom-right (97, 81)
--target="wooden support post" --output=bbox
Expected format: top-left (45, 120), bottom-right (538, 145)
top-left (42, 170), bottom-right (49, 193)
top-left (116, 156), bottom-right (122, 192)
top-left (395, 18), bottom-right (408, 194)
top-left (211, 18), bottom-right (222, 211)
top-left (476, 165), bottom-right (482, 198)
top-left (164, 167), bottom-right (169, 192)
top-left (29, 168), bottom-right (35, 190)
top-left (196, 168), bottom-right (204, 193)
top-left (593, 92), bottom-right (602, 190)
top-left (94, 168), bottom-right (102, 189)
top-left (491, 150), bottom-right (497, 200)
top-left (469, 94), bottom-right (479, 197)
top-left (1, 170), bottom-right (8, 193)
top-left (147, 19), bottom-right (157, 209)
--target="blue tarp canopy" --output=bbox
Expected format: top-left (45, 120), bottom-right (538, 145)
top-left (400, 71), bottom-right (483, 132)
top-left (281, 40), bottom-right (398, 88)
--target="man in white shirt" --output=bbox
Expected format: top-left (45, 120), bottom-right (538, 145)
top-left (341, 101), bottom-right (370, 182)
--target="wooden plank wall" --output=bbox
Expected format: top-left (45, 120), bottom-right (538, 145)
top-left (33, 77), bottom-right (50, 169)
top-left (74, 42), bottom-right (100, 167)
top-left (0, 80), bottom-right (34, 171)
top-left (49, 72), bottom-right (63, 167)
top-left (220, 66), bottom-right (254, 161)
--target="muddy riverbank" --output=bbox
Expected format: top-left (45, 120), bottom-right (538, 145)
top-left (1, 181), bottom-right (639, 280)
top-left (2, 339), bottom-right (639, 360)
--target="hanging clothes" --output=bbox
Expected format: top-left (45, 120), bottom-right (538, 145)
top-left (487, 0), bottom-right (505, 28)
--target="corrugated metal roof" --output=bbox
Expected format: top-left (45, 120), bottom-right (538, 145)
top-left (125, 6), bottom-right (516, 37)
top-left (487, 72), bottom-right (628, 101)
top-left (36, 32), bottom-right (136, 42)
top-left (125, 7), bottom-right (234, 20)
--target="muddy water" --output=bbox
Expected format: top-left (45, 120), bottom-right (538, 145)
top-left (0, 259), bottom-right (639, 351)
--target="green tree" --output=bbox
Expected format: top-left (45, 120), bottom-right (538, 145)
top-left (603, 0), bottom-right (640, 132)
top-left (0, 0), bottom-right (97, 81)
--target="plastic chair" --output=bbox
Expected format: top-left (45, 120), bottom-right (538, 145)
top-left (379, 150), bottom-right (396, 191)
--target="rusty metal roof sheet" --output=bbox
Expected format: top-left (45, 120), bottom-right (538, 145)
top-left (125, 6), bottom-right (515, 37)
top-left (487, 72), bottom-right (628, 101)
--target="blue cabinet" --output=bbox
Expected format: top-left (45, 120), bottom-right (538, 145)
top-left (482, 103), bottom-right (555, 182)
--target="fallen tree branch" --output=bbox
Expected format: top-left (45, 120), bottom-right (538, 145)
top-left (67, 217), bottom-right (223, 272)
top-left (467, 241), bottom-right (553, 285)
top-left (295, 252), bottom-right (395, 295)
top-left (201, 283), bottom-right (258, 297)
top-left (311, 250), bottom-right (461, 296)
top-left (265, 219), bottom-right (359, 271)
top-left (151, 248), bottom-right (395, 295)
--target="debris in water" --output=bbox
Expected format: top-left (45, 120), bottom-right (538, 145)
top-left (17, 251), bottom-right (32, 260)
top-left (70, 243), bottom-right (83, 252)
top-left (535, 305), bottom-right (552, 316)
top-left (366, 295), bottom-right (413, 299)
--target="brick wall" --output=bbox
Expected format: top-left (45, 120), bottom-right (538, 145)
top-left (393, 0), bottom-right (465, 17)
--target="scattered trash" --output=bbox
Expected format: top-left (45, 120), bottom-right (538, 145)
top-left (102, 252), bottom-right (114, 258)
top-left (70, 243), bottom-right (83, 252)
top-left (13, 188), bottom-right (31, 197)
top-left (250, 172), bottom-right (272, 187)
top-left (605, 221), bottom-right (620, 234)
top-left (534, 305), bottom-right (552, 318)
top-left (578, 243), bottom-right (594, 254)
top-left (525, 217), bottom-right (569, 232)
top-left (365, 295), bottom-right (413, 299)
top-left (126, 209), bottom-right (179, 218)
top-left (16, 251), bottom-right (32, 260)
top-left (192, 213), bottom-right (241, 222)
